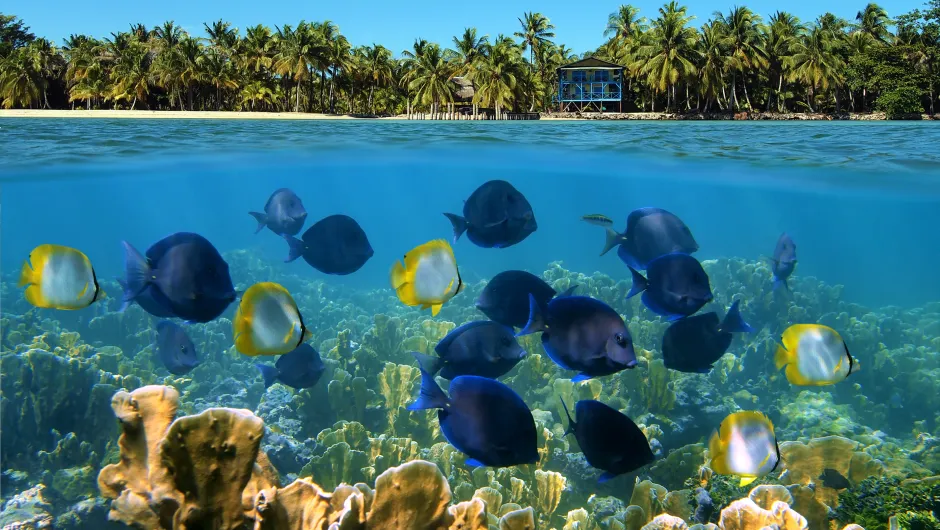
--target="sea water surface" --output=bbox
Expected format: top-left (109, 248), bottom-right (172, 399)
top-left (1, 119), bottom-right (939, 309)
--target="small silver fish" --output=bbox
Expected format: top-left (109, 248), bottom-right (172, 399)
top-left (581, 214), bottom-right (613, 228)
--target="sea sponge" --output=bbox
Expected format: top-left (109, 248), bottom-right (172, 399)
top-left (717, 498), bottom-right (807, 530)
top-left (640, 514), bottom-right (688, 530)
top-left (562, 508), bottom-right (592, 530)
top-left (779, 435), bottom-right (885, 508)
top-left (748, 485), bottom-right (793, 509)
top-left (446, 498), bottom-right (488, 530)
top-left (534, 470), bottom-right (566, 520)
top-left (366, 460), bottom-right (451, 530)
top-left (629, 480), bottom-right (668, 526)
top-left (499, 507), bottom-right (535, 530)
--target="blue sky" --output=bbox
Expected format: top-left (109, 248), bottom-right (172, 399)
top-left (10, 0), bottom-right (923, 56)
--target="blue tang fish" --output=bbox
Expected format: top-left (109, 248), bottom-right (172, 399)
top-left (284, 214), bottom-right (374, 275)
top-left (517, 294), bottom-right (637, 382)
top-left (627, 253), bottom-right (713, 320)
top-left (154, 320), bottom-right (199, 375)
top-left (256, 344), bottom-right (326, 389)
top-left (475, 270), bottom-right (575, 329)
top-left (408, 369), bottom-right (538, 468)
top-left (561, 399), bottom-right (654, 483)
top-left (661, 301), bottom-right (754, 373)
top-left (249, 188), bottom-right (308, 236)
top-left (769, 233), bottom-right (797, 291)
top-left (412, 320), bottom-right (526, 380)
top-left (121, 233), bottom-right (237, 323)
top-left (600, 208), bottom-right (699, 270)
top-left (444, 180), bottom-right (537, 249)
top-left (116, 278), bottom-right (175, 318)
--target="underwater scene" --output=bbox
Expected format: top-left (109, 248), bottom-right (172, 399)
top-left (1, 119), bottom-right (940, 530)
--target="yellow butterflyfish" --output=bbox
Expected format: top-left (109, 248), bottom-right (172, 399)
top-left (390, 239), bottom-right (464, 316)
top-left (774, 324), bottom-right (858, 386)
top-left (233, 282), bottom-right (312, 356)
top-left (19, 244), bottom-right (105, 310)
top-left (708, 411), bottom-right (780, 487)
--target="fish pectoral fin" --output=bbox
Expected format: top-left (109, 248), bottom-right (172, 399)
top-left (482, 217), bottom-right (508, 228)
top-left (77, 282), bottom-right (89, 298)
top-left (431, 304), bottom-right (443, 316)
top-left (739, 476), bottom-right (757, 487)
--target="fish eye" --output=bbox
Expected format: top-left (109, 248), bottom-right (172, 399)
top-left (615, 333), bottom-right (628, 347)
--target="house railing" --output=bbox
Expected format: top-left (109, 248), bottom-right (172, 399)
top-left (557, 81), bottom-right (623, 102)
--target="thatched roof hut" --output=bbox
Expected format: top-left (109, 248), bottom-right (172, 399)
top-left (452, 77), bottom-right (474, 102)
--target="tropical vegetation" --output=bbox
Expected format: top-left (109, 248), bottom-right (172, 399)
top-left (1, 3), bottom-right (938, 116)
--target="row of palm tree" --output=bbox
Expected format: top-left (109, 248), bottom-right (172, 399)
top-left (1, 3), bottom-right (937, 114)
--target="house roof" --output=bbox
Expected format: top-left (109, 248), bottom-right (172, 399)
top-left (452, 77), bottom-right (474, 100)
top-left (558, 56), bottom-right (624, 70)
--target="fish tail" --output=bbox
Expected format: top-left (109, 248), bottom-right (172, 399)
top-left (707, 431), bottom-right (727, 473)
top-left (626, 267), bottom-right (648, 299)
top-left (249, 211), bottom-right (268, 234)
top-left (739, 477), bottom-right (758, 487)
top-left (772, 277), bottom-right (789, 292)
top-left (516, 293), bottom-right (547, 337)
top-left (282, 234), bottom-right (305, 263)
top-left (412, 351), bottom-right (443, 376)
top-left (560, 399), bottom-right (576, 436)
top-left (720, 300), bottom-right (754, 334)
top-left (407, 368), bottom-right (448, 411)
top-left (443, 213), bottom-right (468, 243)
top-left (18, 259), bottom-right (35, 288)
top-left (557, 284), bottom-right (578, 298)
top-left (121, 241), bottom-right (152, 308)
top-left (255, 364), bottom-right (279, 389)
top-left (600, 228), bottom-right (623, 256)
top-left (774, 344), bottom-right (790, 370)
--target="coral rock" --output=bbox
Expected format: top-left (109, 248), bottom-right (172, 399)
top-left (498, 507), bottom-right (535, 530)
top-left (640, 514), bottom-right (688, 530)
top-left (748, 485), bottom-right (793, 510)
top-left (446, 498), bottom-right (487, 530)
top-left (365, 460), bottom-right (451, 530)
top-left (718, 498), bottom-right (807, 530)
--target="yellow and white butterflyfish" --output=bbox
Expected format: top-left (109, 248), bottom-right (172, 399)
top-left (18, 244), bottom-right (105, 310)
top-left (708, 411), bottom-right (780, 487)
top-left (233, 282), bottom-right (312, 356)
top-left (389, 239), bottom-right (464, 316)
top-left (774, 324), bottom-right (858, 386)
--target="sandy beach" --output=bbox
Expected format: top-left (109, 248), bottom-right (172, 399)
top-left (0, 109), bottom-right (406, 120)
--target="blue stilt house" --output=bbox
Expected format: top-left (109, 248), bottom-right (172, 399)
top-left (556, 57), bottom-right (625, 112)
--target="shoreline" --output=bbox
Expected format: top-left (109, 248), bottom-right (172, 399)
top-left (1, 109), bottom-right (937, 121)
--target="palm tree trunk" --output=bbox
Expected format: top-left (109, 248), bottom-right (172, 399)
top-left (778, 75), bottom-right (785, 113)
top-left (731, 72), bottom-right (739, 110)
top-left (295, 78), bottom-right (301, 112)
top-left (329, 67), bottom-right (337, 113)
top-left (742, 78), bottom-right (752, 110)
top-left (320, 69), bottom-right (326, 111)
top-left (369, 84), bottom-right (375, 113)
top-left (131, 96), bottom-right (137, 110)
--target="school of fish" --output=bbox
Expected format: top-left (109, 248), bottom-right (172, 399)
top-left (19, 179), bottom-right (858, 483)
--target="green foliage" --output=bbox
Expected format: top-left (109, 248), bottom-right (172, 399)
top-left (835, 477), bottom-right (940, 529)
top-left (895, 511), bottom-right (940, 530)
top-left (876, 86), bottom-right (925, 116)
top-left (0, 14), bottom-right (35, 58)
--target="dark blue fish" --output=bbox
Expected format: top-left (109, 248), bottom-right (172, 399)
top-left (155, 320), bottom-right (199, 375)
top-left (818, 468), bottom-right (851, 489)
top-left (256, 344), bottom-right (326, 389)
top-left (661, 301), bottom-right (753, 373)
top-left (121, 233), bottom-right (237, 323)
top-left (561, 399), bottom-right (654, 483)
top-left (408, 369), bottom-right (538, 468)
top-left (284, 214), bottom-right (373, 275)
top-left (249, 188), bottom-right (308, 236)
top-left (412, 321), bottom-right (526, 380)
top-left (116, 278), bottom-right (175, 318)
top-left (476, 270), bottom-right (572, 328)
top-left (627, 253), bottom-right (713, 320)
top-left (600, 208), bottom-right (699, 270)
top-left (769, 233), bottom-right (797, 291)
top-left (444, 180), bottom-right (537, 249)
top-left (518, 295), bottom-right (637, 382)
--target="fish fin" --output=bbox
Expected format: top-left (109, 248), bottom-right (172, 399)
top-left (282, 234), bottom-right (305, 263)
top-left (557, 284), bottom-right (578, 298)
top-left (121, 241), bottom-right (152, 306)
top-left (516, 293), bottom-right (547, 336)
top-left (626, 267), bottom-right (648, 299)
top-left (256, 364), bottom-right (279, 389)
top-left (719, 300), bottom-right (754, 333)
top-left (707, 430), bottom-right (728, 473)
top-left (600, 228), bottom-right (624, 256)
top-left (407, 368), bottom-right (449, 411)
top-left (431, 304), bottom-right (443, 316)
top-left (412, 351), bottom-right (443, 375)
top-left (571, 373), bottom-right (592, 383)
top-left (389, 260), bottom-right (409, 290)
top-left (772, 278), bottom-right (789, 292)
top-left (774, 344), bottom-right (791, 370)
top-left (443, 213), bottom-right (469, 242)
top-left (18, 257), bottom-right (36, 288)
top-left (249, 211), bottom-right (268, 234)
top-left (464, 458), bottom-right (485, 468)
top-left (739, 476), bottom-right (757, 487)
top-left (598, 472), bottom-right (618, 484)
top-left (560, 398), bottom-right (576, 436)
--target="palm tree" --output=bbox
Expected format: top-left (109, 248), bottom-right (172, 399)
top-left (762, 11), bottom-right (804, 111)
top-left (62, 34), bottom-right (103, 109)
top-left (469, 40), bottom-right (518, 118)
top-left (854, 3), bottom-right (893, 44)
top-left (635, 1), bottom-right (698, 111)
top-left (204, 20), bottom-right (238, 53)
top-left (273, 22), bottom-right (321, 112)
top-left (0, 47), bottom-right (43, 108)
top-left (515, 12), bottom-right (554, 109)
top-left (450, 27), bottom-right (488, 78)
top-left (363, 44), bottom-right (393, 113)
top-left (242, 24), bottom-right (274, 74)
top-left (105, 33), bottom-right (154, 109)
top-left (697, 21), bottom-right (727, 110)
top-left (407, 43), bottom-right (455, 117)
top-left (786, 26), bottom-right (845, 111)
top-left (201, 48), bottom-right (239, 110)
top-left (715, 6), bottom-right (767, 110)
top-left (605, 5), bottom-right (648, 43)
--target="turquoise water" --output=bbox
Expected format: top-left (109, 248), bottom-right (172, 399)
top-left (2, 120), bottom-right (939, 307)
top-left (2, 118), bottom-right (940, 528)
